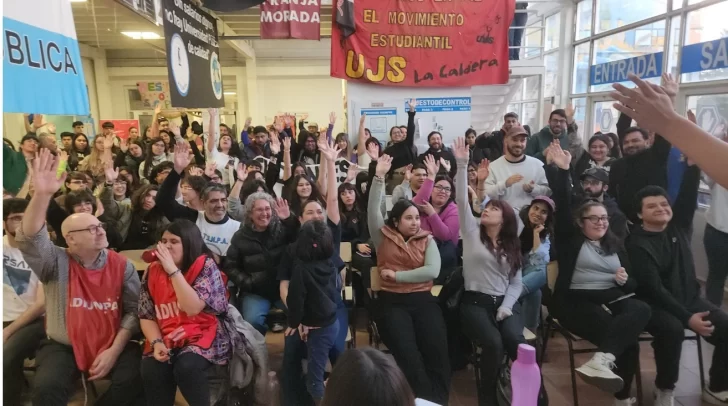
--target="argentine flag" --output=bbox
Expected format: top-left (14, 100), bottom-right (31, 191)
top-left (3, 0), bottom-right (89, 115)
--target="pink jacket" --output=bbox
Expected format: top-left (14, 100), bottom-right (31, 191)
top-left (412, 179), bottom-right (460, 244)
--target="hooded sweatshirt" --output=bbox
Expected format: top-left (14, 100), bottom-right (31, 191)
top-left (287, 259), bottom-right (338, 328)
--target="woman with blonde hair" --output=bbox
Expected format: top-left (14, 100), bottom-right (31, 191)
top-left (78, 135), bottom-right (113, 180)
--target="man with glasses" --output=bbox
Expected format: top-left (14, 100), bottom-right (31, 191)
top-left (526, 106), bottom-right (583, 164)
top-left (156, 141), bottom-right (241, 262)
top-left (575, 167), bottom-right (628, 241)
top-left (627, 169), bottom-right (728, 405)
top-left (14, 149), bottom-right (144, 406)
top-left (3, 198), bottom-right (46, 406)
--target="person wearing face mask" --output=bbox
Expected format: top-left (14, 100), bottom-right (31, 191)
top-left (484, 126), bottom-right (551, 212)
top-left (454, 137), bottom-right (540, 405)
top-left (115, 138), bottom-right (146, 177)
top-left (547, 144), bottom-right (651, 405)
top-left (572, 134), bottom-right (616, 188)
top-left (417, 131), bottom-right (457, 178)
top-left (474, 112), bottom-right (519, 164)
top-left (367, 154), bottom-right (450, 406)
top-left (525, 106), bottom-right (583, 163)
top-left (157, 142), bottom-right (241, 261)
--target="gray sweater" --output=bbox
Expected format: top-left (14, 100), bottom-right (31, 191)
top-left (15, 224), bottom-right (140, 345)
top-left (456, 158), bottom-right (523, 310)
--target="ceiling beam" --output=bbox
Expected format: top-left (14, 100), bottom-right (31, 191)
top-left (205, 10), bottom-right (256, 60)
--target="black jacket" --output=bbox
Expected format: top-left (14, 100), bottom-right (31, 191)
top-left (383, 111), bottom-right (417, 171)
top-left (417, 147), bottom-right (457, 178)
top-left (625, 165), bottom-right (701, 326)
top-left (609, 112), bottom-right (672, 223)
top-left (223, 218), bottom-right (297, 301)
top-left (287, 259), bottom-right (338, 328)
top-left (472, 130), bottom-right (505, 164)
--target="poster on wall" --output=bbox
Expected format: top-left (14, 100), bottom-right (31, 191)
top-left (360, 107), bottom-right (398, 141)
top-left (260, 0), bottom-right (321, 40)
top-left (162, 0), bottom-right (224, 108)
top-left (100, 119), bottom-right (140, 140)
top-left (3, 0), bottom-right (89, 115)
top-left (408, 97), bottom-right (472, 140)
top-left (137, 81), bottom-right (173, 110)
top-left (330, 0), bottom-right (513, 87)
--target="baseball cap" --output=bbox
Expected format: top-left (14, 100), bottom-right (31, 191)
top-left (580, 167), bottom-right (609, 184)
top-left (506, 126), bottom-right (529, 138)
top-left (531, 196), bottom-right (556, 212)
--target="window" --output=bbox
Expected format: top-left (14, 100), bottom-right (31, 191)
top-left (572, 43), bottom-right (591, 94)
top-left (522, 102), bottom-right (540, 132)
top-left (507, 103), bottom-right (521, 118)
top-left (595, 0), bottom-right (667, 33)
top-left (681, 2), bottom-right (728, 83)
top-left (511, 80), bottom-right (524, 102)
top-left (524, 21), bottom-right (543, 59)
top-left (590, 20), bottom-right (666, 92)
top-left (575, 0), bottom-right (593, 41)
top-left (571, 98), bottom-right (587, 139)
top-left (525, 76), bottom-right (541, 100)
top-left (666, 16), bottom-right (682, 76)
top-left (545, 13), bottom-right (561, 51)
top-left (545, 54), bottom-right (559, 97)
top-left (591, 100), bottom-right (621, 135)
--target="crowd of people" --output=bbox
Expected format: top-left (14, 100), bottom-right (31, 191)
top-left (2, 72), bottom-right (728, 406)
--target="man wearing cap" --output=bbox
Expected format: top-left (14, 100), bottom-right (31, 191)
top-left (417, 131), bottom-right (457, 178)
top-left (482, 126), bottom-right (551, 211)
top-left (576, 167), bottom-right (628, 241)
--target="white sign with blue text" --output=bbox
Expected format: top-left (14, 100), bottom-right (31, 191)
top-left (3, 0), bottom-right (89, 115)
top-left (407, 97), bottom-right (472, 141)
top-left (681, 37), bottom-right (728, 74)
top-left (589, 52), bottom-right (664, 86)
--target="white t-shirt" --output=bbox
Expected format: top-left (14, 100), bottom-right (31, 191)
top-left (3, 236), bottom-right (41, 322)
top-left (210, 148), bottom-right (239, 186)
top-left (196, 212), bottom-right (241, 257)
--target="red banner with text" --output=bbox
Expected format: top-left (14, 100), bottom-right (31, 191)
top-left (260, 0), bottom-right (321, 40)
top-left (330, 0), bottom-right (513, 87)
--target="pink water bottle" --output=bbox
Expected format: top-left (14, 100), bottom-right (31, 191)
top-left (511, 344), bottom-right (541, 406)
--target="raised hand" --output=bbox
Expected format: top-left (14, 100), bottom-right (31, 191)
top-left (366, 143), bottom-right (380, 161)
top-left (244, 117), bottom-right (252, 128)
top-left (154, 103), bottom-right (162, 115)
top-left (408, 99), bottom-right (417, 113)
top-left (173, 141), bottom-right (192, 173)
top-left (477, 160), bottom-right (490, 181)
top-left (319, 140), bottom-right (341, 162)
top-left (301, 113), bottom-right (309, 121)
top-left (375, 154), bottom-right (393, 178)
top-left (205, 161), bottom-right (217, 178)
top-left (687, 109), bottom-right (697, 124)
top-left (404, 164), bottom-right (413, 181)
top-left (565, 103), bottom-right (576, 119)
top-left (359, 113), bottom-right (366, 126)
top-left (452, 137), bottom-right (469, 160)
top-left (345, 163), bottom-right (361, 182)
top-left (283, 136), bottom-right (292, 152)
top-left (31, 149), bottom-right (66, 196)
top-left (440, 157), bottom-right (451, 173)
top-left (119, 138), bottom-right (129, 153)
top-left (236, 163), bottom-right (248, 183)
top-left (104, 160), bottom-right (119, 183)
top-left (169, 120), bottom-right (181, 139)
top-left (188, 166), bottom-right (204, 177)
top-left (102, 134), bottom-right (114, 151)
top-left (269, 131), bottom-right (281, 155)
top-left (423, 154), bottom-right (440, 178)
top-left (274, 117), bottom-right (284, 133)
top-left (274, 197), bottom-right (290, 220)
top-left (610, 74), bottom-right (679, 135)
top-left (550, 142), bottom-right (572, 170)
top-left (329, 112), bottom-right (337, 125)
top-left (661, 72), bottom-right (678, 101)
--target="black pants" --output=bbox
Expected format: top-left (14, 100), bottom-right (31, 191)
top-left (373, 291), bottom-right (451, 405)
top-left (3, 318), bottom-right (46, 406)
top-left (460, 291), bottom-right (525, 406)
top-left (647, 298), bottom-right (728, 392)
top-left (555, 289), bottom-right (652, 400)
top-left (32, 339), bottom-right (144, 406)
top-left (141, 352), bottom-right (212, 406)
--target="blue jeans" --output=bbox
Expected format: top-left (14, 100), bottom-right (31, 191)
top-left (520, 268), bottom-right (547, 330)
top-left (508, 5), bottom-right (529, 60)
top-left (281, 300), bottom-right (348, 406)
top-left (305, 322), bottom-right (339, 401)
top-left (240, 293), bottom-right (284, 335)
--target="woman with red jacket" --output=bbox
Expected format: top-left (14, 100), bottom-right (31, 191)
top-left (139, 219), bottom-right (231, 406)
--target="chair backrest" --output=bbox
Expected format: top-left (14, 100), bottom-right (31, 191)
top-left (547, 261), bottom-right (559, 292)
top-left (370, 267), bottom-right (381, 292)
top-left (339, 242), bottom-right (352, 263)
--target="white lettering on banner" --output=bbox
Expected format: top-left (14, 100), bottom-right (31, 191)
top-left (203, 233), bottom-right (229, 246)
top-left (4, 31), bottom-right (78, 75)
top-left (594, 54), bottom-right (659, 85)
top-left (701, 39), bottom-right (728, 71)
top-left (155, 302), bottom-right (181, 320)
top-left (261, 10), bottom-right (321, 24)
top-left (70, 297), bottom-right (119, 311)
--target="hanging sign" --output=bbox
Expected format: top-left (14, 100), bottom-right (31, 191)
top-left (260, 0), bottom-right (321, 40)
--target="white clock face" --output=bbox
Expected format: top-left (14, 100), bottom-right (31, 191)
top-left (170, 34), bottom-right (190, 96)
top-left (210, 52), bottom-right (223, 100)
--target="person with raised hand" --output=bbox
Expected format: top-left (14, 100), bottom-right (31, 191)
top-left (14, 149), bottom-right (144, 406)
top-left (366, 152), bottom-right (450, 405)
top-left (454, 137), bottom-right (532, 405)
top-left (380, 99), bottom-right (419, 194)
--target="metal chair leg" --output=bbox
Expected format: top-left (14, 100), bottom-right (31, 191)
top-left (539, 317), bottom-right (552, 366)
top-left (566, 337), bottom-right (579, 406)
top-left (696, 336), bottom-right (706, 390)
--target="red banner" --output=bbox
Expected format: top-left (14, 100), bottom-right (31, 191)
top-left (100, 119), bottom-right (140, 140)
top-left (260, 0), bottom-right (321, 40)
top-left (330, 0), bottom-right (513, 87)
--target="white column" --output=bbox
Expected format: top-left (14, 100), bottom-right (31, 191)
top-left (93, 52), bottom-right (113, 119)
top-left (235, 66), bottom-right (247, 132)
top-left (558, 5), bottom-right (576, 105)
top-left (245, 60), bottom-right (260, 124)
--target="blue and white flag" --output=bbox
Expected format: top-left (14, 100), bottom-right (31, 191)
top-left (3, 0), bottom-right (89, 115)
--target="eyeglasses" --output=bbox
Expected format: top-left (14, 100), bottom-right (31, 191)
top-left (434, 185), bottom-right (452, 193)
top-left (582, 216), bottom-right (609, 224)
top-left (66, 222), bottom-right (107, 235)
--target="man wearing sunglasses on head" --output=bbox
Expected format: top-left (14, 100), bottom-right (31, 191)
top-left (13, 149), bottom-right (144, 406)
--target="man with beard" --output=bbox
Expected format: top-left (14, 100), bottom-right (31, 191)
top-left (573, 167), bottom-right (628, 241)
top-left (483, 126), bottom-right (551, 211)
top-left (241, 126), bottom-right (273, 161)
top-left (295, 132), bottom-right (321, 167)
top-left (417, 131), bottom-right (457, 178)
top-left (473, 112), bottom-right (519, 164)
top-left (156, 142), bottom-right (240, 262)
top-left (526, 106), bottom-right (583, 164)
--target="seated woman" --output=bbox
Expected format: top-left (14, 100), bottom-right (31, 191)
top-left (518, 196), bottom-right (554, 332)
top-left (453, 137), bottom-right (527, 405)
top-left (286, 173), bottom-right (325, 217)
top-left (367, 154), bottom-right (450, 405)
top-left (572, 134), bottom-right (616, 194)
top-left (139, 219), bottom-right (231, 406)
top-left (412, 155), bottom-right (460, 280)
top-left (548, 143), bottom-right (651, 403)
top-left (338, 182), bottom-right (374, 295)
top-left (139, 138), bottom-right (172, 184)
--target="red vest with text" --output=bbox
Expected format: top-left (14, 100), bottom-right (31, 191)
top-left (66, 250), bottom-right (127, 371)
top-left (143, 255), bottom-right (218, 354)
